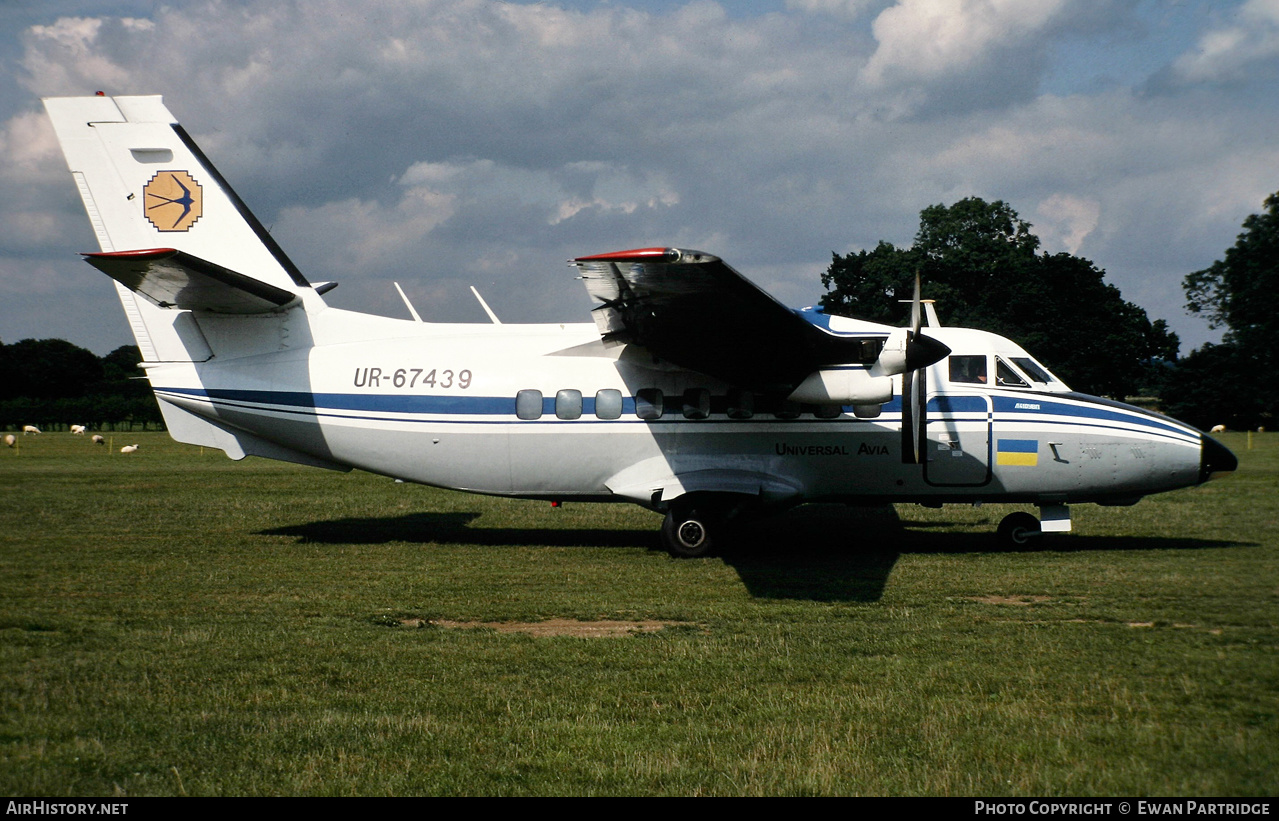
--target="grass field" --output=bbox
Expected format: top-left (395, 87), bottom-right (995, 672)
top-left (1, 430), bottom-right (1275, 796)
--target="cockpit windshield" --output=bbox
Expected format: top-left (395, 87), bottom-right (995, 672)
top-left (995, 358), bottom-right (1028, 388)
top-left (940, 329), bottom-right (1071, 393)
top-left (946, 352), bottom-right (1069, 392)
top-left (1010, 357), bottom-right (1058, 384)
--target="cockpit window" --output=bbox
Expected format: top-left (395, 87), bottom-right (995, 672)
top-left (1011, 357), bottom-right (1056, 384)
top-left (949, 355), bottom-right (988, 384)
top-left (996, 358), bottom-right (1029, 388)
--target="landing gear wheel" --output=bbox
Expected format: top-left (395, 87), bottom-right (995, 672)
top-left (997, 512), bottom-right (1042, 549)
top-left (661, 506), bottom-right (717, 558)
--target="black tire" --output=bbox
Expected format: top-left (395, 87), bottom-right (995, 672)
top-left (661, 506), bottom-right (717, 558)
top-left (997, 511), bottom-right (1042, 549)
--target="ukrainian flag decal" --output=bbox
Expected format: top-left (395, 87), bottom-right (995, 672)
top-left (996, 439), bottom-right (1039, 466)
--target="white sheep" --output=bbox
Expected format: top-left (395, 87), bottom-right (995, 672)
top-left (70, 425), bottom-right (86, 435)
top-left (120, 444), bottom-right (139, 454)
top-left (4, 434), bottom-right (14, 448)
top-left (22, 425), bottom-right (40, 435)
top-left (91, 434), bottom-right (105, 445)
top-left (1210, 424), bottom-right (1226, 433)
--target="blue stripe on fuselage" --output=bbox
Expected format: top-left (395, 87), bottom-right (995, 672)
top-left (154, 386), bottom-right (1200, 443)
top-left (991, 393), bottom-right (1193, 440)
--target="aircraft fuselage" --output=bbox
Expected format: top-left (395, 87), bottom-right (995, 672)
top-left (150, 310), bottom-right (1216, 513)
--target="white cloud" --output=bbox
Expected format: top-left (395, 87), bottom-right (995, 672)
top-left (1, 1), bottom-right (1277, 354)
top-left (1035, 193), bottom-right (1100, 255)
top-left (22, 16), bottom-right (132, 93)
top-left (785, 0), bottom-right (881, 21)
top-left (1173, 0), bottom-right (1279, 83)
top-left (862, 0), bottom-right (1070, 87)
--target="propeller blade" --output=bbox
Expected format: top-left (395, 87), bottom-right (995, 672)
top-left (899, 271), bottom-right (940, 465)
top-left (901, 366), bottom-right (928, 464)
top-left (913, 366), bottom-right (927, 464)
top-left (910, 270), bottom-right (922, 336)
top-left (901, 361), bottom-right (915, 464)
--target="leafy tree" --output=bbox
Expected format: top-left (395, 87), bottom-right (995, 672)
top-left (0, 339), bottom-right (160, 430)
top-left (821, 197), bottom-right (1177, 399)
top-left (0, 338), bottom-right (103, 401)
top-left (100, 345), bottom-right (144, 383)
top-left (1160, 343), bottom-right (1252, 431)
top-left (1178, 191), bottom-right (1279, 427)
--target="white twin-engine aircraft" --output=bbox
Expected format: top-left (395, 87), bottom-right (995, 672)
top-left (45, 95), bottom-right (1236, 556)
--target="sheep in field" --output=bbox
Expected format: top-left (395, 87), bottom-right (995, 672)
top-left (91, 435), bottom-right (105, 444)
top-left (1210, 425), bottom-right (1226, 433)
top-left (22, 425), bottom-right (40, 435)
top-left (70, 425), bottom-right (86, 435)
top-left (4, 434), bottom-right (14, 448)
top-left (120, 444), bottom-right (139, 454)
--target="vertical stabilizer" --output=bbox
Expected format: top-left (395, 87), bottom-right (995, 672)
top-left (43, 95), bottom-right (317, 362)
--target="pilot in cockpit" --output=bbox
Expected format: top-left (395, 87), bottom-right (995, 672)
top-left (949, 354), bottom-right (988, 385)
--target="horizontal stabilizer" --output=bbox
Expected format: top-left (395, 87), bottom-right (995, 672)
top-left (84, 248), bottom-right (298, 314)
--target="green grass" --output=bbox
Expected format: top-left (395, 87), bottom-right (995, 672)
top-left (1, 431), bottom-right (1276, 796)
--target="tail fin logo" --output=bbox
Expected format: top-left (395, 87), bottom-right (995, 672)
top-left (143, 170), bottom-right (203, 231)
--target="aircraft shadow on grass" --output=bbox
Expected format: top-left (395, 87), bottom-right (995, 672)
top-left (259, 511), bottom-right (654, 549)
top-left (258, 505), bottom-right (1250, 604)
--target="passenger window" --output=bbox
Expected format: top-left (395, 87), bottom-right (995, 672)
top-left (556, 389), bottom-right (583, 420)
top-left (950, 355), bottom-right (988, 384)
top-left (727, 388), bottom-right (754, 420)
top-left (516, 389), bottom-right (543, 420)
top-left (595, 389), bottom-right (623, 420)
top-left (682, 388), bottom-right (710, 420)
top-left (996, 358), bottom-right (1029, 388)
top-left (635, 388), bottom-right (664, 420)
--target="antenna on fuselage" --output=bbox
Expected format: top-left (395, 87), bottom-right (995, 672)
top-left (899, 298), bottom-right (941, 327)
top-left (393, 282), bottom-right (424, 323)
top-left (470, 286), bottom-right (502, 324)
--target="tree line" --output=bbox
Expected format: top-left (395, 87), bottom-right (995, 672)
top-left (0, 340), bottom-right (163, 432)
top-left (1169, 191), bottom-right (1278, 431)
top-left (820, 194), bottom-right (1276, 431)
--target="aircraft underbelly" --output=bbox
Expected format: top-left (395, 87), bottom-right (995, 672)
top-left (505, 422), bottom-right (916, 500)
top-left (323, 421), bottom-right (515, 492)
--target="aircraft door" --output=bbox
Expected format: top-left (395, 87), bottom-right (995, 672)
top-left (924, 394), bottom-right (992, 487)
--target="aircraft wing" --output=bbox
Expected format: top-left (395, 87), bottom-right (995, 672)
top-left (84, 248), bottom-right (298, 314)
top-left (573, 248), bottom-right (883, 393)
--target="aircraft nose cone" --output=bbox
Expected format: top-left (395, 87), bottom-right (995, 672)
top-left (1199, 434), bottom-right (1238, 483)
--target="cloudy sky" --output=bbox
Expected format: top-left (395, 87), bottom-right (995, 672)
top-left (2, 0), bottom-right (1277, 355)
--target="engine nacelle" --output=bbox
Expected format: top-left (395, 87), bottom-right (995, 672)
top-left (872, 327), bottom-right (910, 376)
top-left (787, 368), bottom-right (894, 406)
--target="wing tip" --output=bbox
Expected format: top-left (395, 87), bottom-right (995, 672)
top-left (573, 247), bottom-right (723, 265)
top-left (83, 248), bottom-right (178, 260)
top-left (574, 247), bottom-right (677, 263)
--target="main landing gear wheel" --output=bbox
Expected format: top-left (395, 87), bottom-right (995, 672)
top-left (997, 511), bottom-right (1042, 549)
top-left (661, 505), bottom-right (719, 558)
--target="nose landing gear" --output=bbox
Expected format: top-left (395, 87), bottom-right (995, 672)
top-left (997, 511), bottom-right (1042, 548)
top-left (996, 503), bottom-right (1070, 549)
